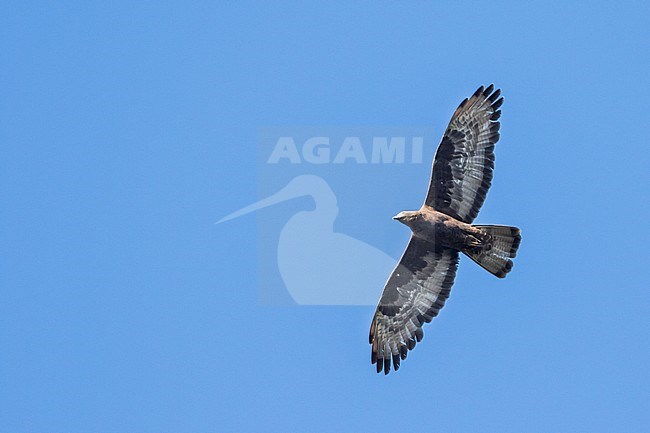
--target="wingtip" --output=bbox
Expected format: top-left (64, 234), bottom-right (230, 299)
top-left (407, 338), bottom-right (416, 350)
top-left (488, 88), bottom-right (501, 103)
top-left (400, 345), bottom-right (408, 360)
top-left (492, 97), bottom-right (504, 111)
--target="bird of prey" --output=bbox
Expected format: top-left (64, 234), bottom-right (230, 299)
top-left (369, 85), bottom-right (521, 374)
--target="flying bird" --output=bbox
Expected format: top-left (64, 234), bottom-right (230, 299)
top-left (369, 85), bottom-right (521, 374)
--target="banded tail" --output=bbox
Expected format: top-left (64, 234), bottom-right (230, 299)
top-left (465, 225), bottom-right (521, 278)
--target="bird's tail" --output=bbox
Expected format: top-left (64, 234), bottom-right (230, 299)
top-left (464, 225), bottom-right (521, 278)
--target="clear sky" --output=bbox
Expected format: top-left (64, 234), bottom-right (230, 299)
top-left (2, 2), bottom-right (649, 432)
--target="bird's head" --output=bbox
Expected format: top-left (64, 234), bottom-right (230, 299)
top-left (393, 210), bottom-right (420, 226)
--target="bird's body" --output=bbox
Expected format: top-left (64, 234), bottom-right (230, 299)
top-left (370, 85), bottom-right (522, 374)
top-left (394, 206), bottom-right (482, 250)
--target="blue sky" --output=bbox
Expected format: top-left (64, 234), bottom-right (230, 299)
top-left (2, 2), bottom-right (649, 432)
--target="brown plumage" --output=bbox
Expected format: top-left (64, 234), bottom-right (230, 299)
top-left (369, 85), bottom-right (521, 374)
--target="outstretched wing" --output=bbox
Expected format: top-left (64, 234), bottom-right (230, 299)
top-left (369, 237), bottom-right (459, 374)
top-left (426, 84), bottom-right (503, 223)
